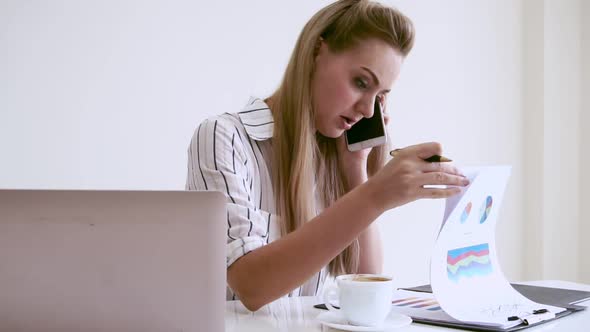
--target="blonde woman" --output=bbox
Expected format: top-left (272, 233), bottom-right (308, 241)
top-left (186, 0), bottom-right (469, 311)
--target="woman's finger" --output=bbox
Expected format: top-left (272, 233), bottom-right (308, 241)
top-left (421, 162), bottom-right (465, 177)
top-left (418, 187), bottom-right (462, 199)
top-left (419, 172), bottom-right (470, 187)
top-left (396, 142), bottom-right (443, 160)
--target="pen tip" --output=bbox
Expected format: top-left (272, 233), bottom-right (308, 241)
top-left (389, 149), bottom-right (401, 157)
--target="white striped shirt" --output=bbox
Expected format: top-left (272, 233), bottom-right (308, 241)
top-left (186, 97), bottom-right (327, 301)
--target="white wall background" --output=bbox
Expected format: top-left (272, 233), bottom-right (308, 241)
top-left (522, 0), bottom-right (587, 283)
top-left (0, 0), bottom-right (587, 286)
top-left (539, 0), bottom-right (580, 282)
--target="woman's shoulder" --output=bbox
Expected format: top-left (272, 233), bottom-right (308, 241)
top-left (199, 112), bottom-right (242, 130)
top-left (195, 97), bottom-right (272, 140)
top-left (191, 112), bottom-right (248, 144)
top-left (188, 112), bottom-right (249, 161)
top-left (198, 97), bottom-right (264, 128)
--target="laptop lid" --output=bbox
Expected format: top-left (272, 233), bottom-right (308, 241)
top-left (0, 189), bottom-right (226, 332)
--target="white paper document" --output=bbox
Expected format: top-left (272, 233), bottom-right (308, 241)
top-left (429, 166), bottom-right (566, 329)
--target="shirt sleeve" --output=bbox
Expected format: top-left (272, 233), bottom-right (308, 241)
top-left (186, 115), bottom-right (271, 267)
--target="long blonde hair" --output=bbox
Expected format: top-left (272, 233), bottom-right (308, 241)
top-left (270, 0), bottom-right (415, 276)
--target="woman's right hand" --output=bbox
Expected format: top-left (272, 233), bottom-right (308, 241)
top-left (365, 142), bottom-right (470, 212)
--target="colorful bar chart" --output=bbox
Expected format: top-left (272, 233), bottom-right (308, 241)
top-left (447, 243), bottom-right (492, 282)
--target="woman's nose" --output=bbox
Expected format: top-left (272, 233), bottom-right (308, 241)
top-left (357, 98), bottom-right (376, 118)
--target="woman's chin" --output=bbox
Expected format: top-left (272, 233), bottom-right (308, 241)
top-left (316, 128), bottom-right (343, 139)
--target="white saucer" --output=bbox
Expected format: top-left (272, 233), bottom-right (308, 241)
top-left (316, 311), bottom-right (412, 331)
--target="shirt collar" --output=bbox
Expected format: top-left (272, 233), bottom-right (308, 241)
top-left (237, 97), bottom-right (274, 141)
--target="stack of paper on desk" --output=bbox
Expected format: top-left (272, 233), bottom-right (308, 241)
top-left (391, 167), bottom-right (568, 330)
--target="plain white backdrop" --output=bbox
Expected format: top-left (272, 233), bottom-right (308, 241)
top-left (1, 0), bottom-right (588, 286)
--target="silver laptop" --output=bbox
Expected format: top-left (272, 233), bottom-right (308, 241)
top-left (0, 189), bottom-right (226, 332)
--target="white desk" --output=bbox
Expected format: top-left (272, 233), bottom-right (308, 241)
top-left (225, 280), bottom-right (590, 331)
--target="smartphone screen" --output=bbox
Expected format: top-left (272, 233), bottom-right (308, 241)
top-left (345, 100), bottom-right (385, 144)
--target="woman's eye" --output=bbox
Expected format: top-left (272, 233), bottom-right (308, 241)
top-left (355, 78), bottom-right (368, 89)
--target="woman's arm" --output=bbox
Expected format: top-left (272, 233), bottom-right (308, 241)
top-left (340, 163), bottom-right (383, 275)
top-left (228, 142), bottom-right (468, 311)
top-left (228, 180), bottom-right (382, 311)
top-left (356, 223), bottom-right (383, 274)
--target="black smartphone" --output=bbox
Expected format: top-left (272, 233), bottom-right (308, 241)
top-left (345, 99), bottom-right (387, 151)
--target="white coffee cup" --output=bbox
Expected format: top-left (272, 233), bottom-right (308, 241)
top-left (323, 274), bottom-right (394, 327)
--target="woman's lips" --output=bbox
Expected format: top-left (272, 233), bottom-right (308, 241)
top-left (340, 116), bottom-right (353, 130)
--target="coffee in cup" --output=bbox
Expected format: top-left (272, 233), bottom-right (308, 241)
top-left (351, 275), bottom-right (391, 282)
top-left (322, 274), bottom-right (394, 327)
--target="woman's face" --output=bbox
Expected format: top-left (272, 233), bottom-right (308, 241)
top-left (311, 37), bottom-right (403, 138)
